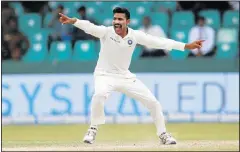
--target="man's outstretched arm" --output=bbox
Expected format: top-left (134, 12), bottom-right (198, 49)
top-left (59, 13), bottom-right (107, 39)
top-left (134, 30), bottom-right (204, 52)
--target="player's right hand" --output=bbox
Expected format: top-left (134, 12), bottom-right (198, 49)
top-left (58, 13), bottom-right (77, 24)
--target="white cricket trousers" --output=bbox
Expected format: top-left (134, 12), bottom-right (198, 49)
top-left (90, 75), bottom-right (166, 136)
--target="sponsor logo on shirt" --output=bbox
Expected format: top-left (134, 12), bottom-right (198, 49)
top-left (110, 37), bottom-right (120, 43)
top-left (128, 39), bottom-right (133, 45)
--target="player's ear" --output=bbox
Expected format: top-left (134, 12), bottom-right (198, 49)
top-left (126, 19), bottom-right (130, 25)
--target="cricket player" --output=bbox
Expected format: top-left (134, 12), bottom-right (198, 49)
top-left (59, 7), bottom-right (204, 145)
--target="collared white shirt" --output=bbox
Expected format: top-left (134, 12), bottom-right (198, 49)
top-left (73, 19), bottom-right (185, 78)
top-left (189, 25), bottom-right (215, 55)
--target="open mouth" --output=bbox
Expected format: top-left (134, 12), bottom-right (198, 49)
top-left (114, 24), bottom-right (122, 31)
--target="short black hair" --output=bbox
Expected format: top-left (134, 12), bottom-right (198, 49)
top-left (78, 6), bottom-right (86, 12)
top-left (57, 4), bottom-right (64, 10)
top-left (113, 7), bottom-right (130, 20)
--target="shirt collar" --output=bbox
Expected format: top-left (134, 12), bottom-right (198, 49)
top-left (123, 27), bottom-right (131, 39)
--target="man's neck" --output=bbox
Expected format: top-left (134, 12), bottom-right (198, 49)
top-left (119, 27), bottom-right (128, 38)
top-left (144, 24), bottom-right (151, 29)
top-left (81, 15), bottom-right (87, 20)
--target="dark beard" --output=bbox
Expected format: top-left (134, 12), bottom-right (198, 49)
top-left (114, 24), bottom-right (122, 28)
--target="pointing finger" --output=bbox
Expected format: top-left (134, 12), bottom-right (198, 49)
top-left (59, 13), bottom-right (68, 18)
top-left (197, 40), bottom-right (205, 43)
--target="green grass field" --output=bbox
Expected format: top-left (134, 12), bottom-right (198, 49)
top-left (2, 123), bottom-right (239, 151)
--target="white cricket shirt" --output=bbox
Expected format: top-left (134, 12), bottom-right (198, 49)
top-left (73, 19), bottom-right (186, 78)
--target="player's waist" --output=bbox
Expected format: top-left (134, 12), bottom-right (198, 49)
top-left (94, 68), bottom-right (136, 78)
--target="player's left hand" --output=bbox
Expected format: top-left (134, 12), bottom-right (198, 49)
top-left (184, 40), bottom-right (205, 50)
top-left (58, 13), bottom-right (77, 24)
